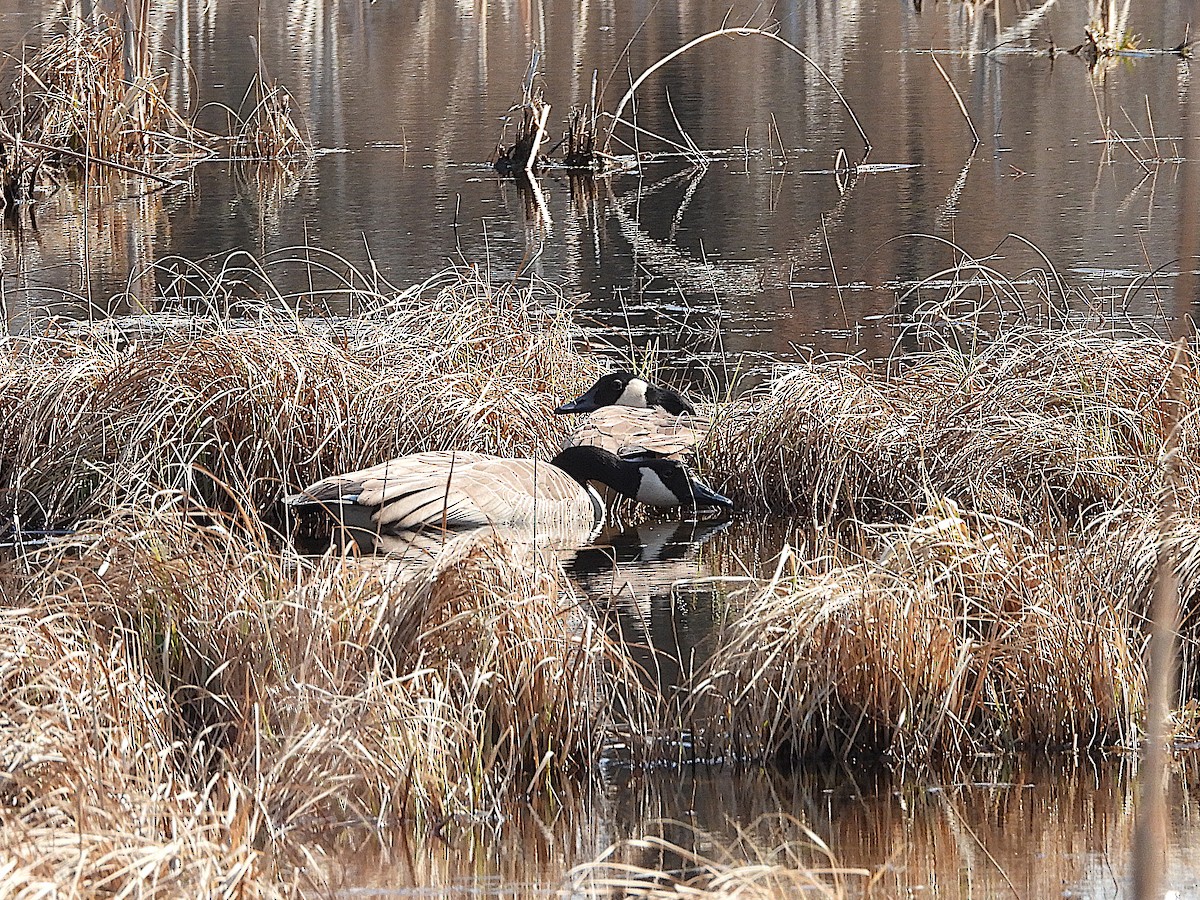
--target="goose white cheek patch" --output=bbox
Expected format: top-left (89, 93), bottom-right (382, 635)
top-left (636, 469), bottom-right (683, 506)
top-left (617, 378), bottom-right (650, 408)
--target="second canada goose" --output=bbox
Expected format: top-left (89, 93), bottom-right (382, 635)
top-left (554, 372), bottom-right (695, 416)
top-left (556, 372), bottom-right (706, 458)
top-left (284, 444), bottom-right (732, 542)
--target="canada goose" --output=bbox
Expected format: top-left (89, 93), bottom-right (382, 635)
top-left (555, 372), bottom-right (706, 458)
top-left (283, 444), bottom-right (732, 545)
top-left (554, 372), bottom-right (695, 415)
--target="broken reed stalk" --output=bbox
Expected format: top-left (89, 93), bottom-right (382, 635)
top-left (525, 102), bottom-right (551, 178)
top-left (929, 52), bottom-right (979, 147)
top-left (9, 137), bottom-right (179, 185)
top-left (1131, 339), bottom-right (1189, 899)
top-left (604, 28), bottom-right (872, 159)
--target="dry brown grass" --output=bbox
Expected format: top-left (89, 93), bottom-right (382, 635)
top-left (0, 14), bottom-right (197, 201)
top-left (230, 72), bottom-right (308, 161)
top-left (0, 261), bottom-right (642, 895)
top-left (684, 497), bottom-right (1200, 762)
top-left (0, 13), bottom-right (310, 208)
top-left (703, 329), bottom-right (1196, 525)
top-left (0, 502), bottom-right (651, 897)
top-left (0, 261), bottom-right (599, 528)
top-left (5, 242), bottom-right (1200, 893)
top-left (0, 17), bottom-right (182, 158)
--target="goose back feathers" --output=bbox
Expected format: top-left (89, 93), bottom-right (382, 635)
top-left (284, 444), bottom-right (731, 540)
top-left (556, 372), bottom-right (706, 458)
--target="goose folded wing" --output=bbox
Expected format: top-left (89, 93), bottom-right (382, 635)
top-left (368, 456), bottom-right (584, 530)
top-left (289, 452), bottom-right (483, 512)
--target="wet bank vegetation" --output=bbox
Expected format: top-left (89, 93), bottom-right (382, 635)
top-left (692, 319), bottom-right (1200, 760)
top-left (0, 10), bottom-right (309, 214)
top-left (0, 263), bottom-right (646, 895)
top-left (1, 255), bottom-right (1199, 892)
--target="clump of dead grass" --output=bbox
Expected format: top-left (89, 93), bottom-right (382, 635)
top-left (0, 500), bottom-right (650, 895)
top-left (231, 68), bottom-right (309, 161)
top-left (0, 260), bottom-right (599, 528)
top-left (0, 14), bottom-right (197, 202)
top-left (0, 13), bottom-right (310, 210)
top-left (0, 16), bottom-right (182, 157)
top-left (570, 814), bottom-right (873, 898)
top-left (686, 499), bottom-right (1164, 762)
top-left (703, 329), bottom-right (1197, 525)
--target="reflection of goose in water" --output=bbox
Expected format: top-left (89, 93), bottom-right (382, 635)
top-left (569, 518), bottom-right (731, 603)
top-left (284, 444), bottom-right (731, 551)
top-left (556, 372), bottom-right (708, 459)
top-left (570, 518), bottom-right (733, 696)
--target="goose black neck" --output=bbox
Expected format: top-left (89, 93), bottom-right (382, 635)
top-left (647, 384), bottom-right (695, 416)
top-left (550, 445), bottom-right (640, 498)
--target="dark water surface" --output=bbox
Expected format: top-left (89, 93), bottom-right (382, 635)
top-left (2, 0), bottom-right (1198, 370)
top-left (3, 0), bottom-right (1200, 893)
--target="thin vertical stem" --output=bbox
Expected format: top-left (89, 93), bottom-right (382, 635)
top-left (1132, 339), bottom-right (1188, 899)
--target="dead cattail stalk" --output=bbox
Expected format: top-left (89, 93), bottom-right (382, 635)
top-left (525, 102), bottom-right (551, 178)
top-left (929, 52), bottom-right (980, 147)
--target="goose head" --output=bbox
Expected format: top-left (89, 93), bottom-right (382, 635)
top-left (555, 372), bottom-right (696, 416)
top-left (550, 445), bottom-right (732, 510)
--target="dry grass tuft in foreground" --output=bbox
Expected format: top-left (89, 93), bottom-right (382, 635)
top-left (684, 498), bottom-right (1200, 762)
top-left (704, 329), bottom-right (1195, 525)
top-left (0, 503), bottom-right (650, 896)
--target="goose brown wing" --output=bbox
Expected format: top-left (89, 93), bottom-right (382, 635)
top-left (289, 453), bottom-right (595, 531)
top-left (364, 455), bottom-right (589, 530)
top-left (289, 452), bottom-right (487, 505)
top-left (563, 407), bottom-right (705, 458)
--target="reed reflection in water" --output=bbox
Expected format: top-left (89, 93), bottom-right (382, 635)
top-left (2, 0), bottom-right (1198, 360)
top-left (326, 758), bottom-right (1200, 897)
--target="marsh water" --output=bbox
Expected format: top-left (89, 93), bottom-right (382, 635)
top-left (3, 0), bottom-right (1200, 894)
